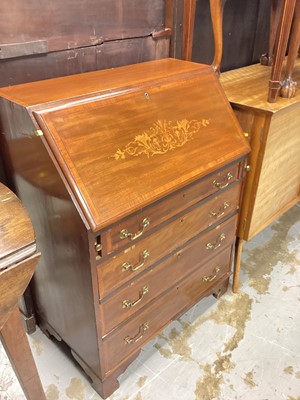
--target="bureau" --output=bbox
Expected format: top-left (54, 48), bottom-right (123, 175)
top-left (0, 58), bottom-right (249, 398)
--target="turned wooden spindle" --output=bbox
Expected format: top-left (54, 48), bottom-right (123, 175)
top-left (261, 0), bottom-right (282, 66)
top-left (268, 0), bottom-right (297, 102)
top-left (182, 0), bottom-right (227, 75)
top-left (210, 0), bottom-right (227, 75)
top-left (182, 0), bottom-right (196, 61)
top-left (280, 0), bottom-right (300, 98)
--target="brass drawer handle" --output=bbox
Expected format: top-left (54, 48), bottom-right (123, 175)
top-left (122, 250), bottom-right (150, 272)
top-left (206, 233), bottom-right (226, 250)
top-left (202, 267), bottom-right (221, 282)
top-left (120, 218), bottom-right (150, 241)
top-left (124, 323), bottom-right (149, 344)
top-left (213, 172), bottom-right (233, 189)
top-left (122, 285), bottom-right (149, 308)
top-left (209, 202), bottom-right (229, 218)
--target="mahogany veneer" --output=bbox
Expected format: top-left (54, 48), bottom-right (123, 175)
top-left (0, 59), bottom-right (249, 398)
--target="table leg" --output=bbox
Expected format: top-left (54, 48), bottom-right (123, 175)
top-left (280, 0), bottom-right (300, 98)
top-left (182, 0), bottom-right (196, 60)
top-left (210, 0), bottom-right (227, 75)
top-left (0, 305), bottom-right (46, 400)
top-left (232, 237), bottom-right (244, 293)
top-left (261, 0), bottom-right (282, 66)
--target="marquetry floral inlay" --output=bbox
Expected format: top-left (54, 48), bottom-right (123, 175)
top-left (113, 119), bottom-right (210, 160)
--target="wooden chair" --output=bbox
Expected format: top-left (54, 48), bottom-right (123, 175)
top-left (182, 0), bottom-right (300, 102)
top-left (182, 0), bottom-right (226, 76)
top-left (0, 183), bottom-right (46, 400)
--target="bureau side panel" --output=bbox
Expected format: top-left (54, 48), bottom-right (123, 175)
top-left (231, 106), bottom-right (269, 241)
top-left (249, 105), bottom-right (300, 238)
top-left (0, 99), bottom-right (102, 377)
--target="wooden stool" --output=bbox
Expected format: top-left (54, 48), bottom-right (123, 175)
top-left (0, 183), bottom-right (46, 400)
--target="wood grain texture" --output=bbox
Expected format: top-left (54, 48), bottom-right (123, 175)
top-left (249, 108), bottom-right (300, 237)
top-left (102, 246), bottom-right (233, 373)
top-left (105, 162), bottom-right (240, 254)
top-left (100, 216), bottom-right (237, 334)
top-left (0, 254), bottom-right (39, 329)
top-left (0, 183), bottom-right (35, 267)
top-left (0, 37), bottom-right (170, 87)
top-left (0, 59), bottom-right (249, 398)
top-left (220, 58), bottom-right (300, 111)
top-left (0, 183), bottom-right (45, 399)
top-left (0, 58), bottom-right (202, 107)
top-left (221, 60), bottom-right (300, 241)
top-left (182, 0), bottom-right (196, 60)
top-left (98, 182), bottom-right (241, 298)
top-left (8, 59), bottom-right (249, 231)
top-left (0, 0), bottom-right (164, 52)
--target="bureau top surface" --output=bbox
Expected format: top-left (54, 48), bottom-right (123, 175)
top-left (0, 59), bottom-right (249, 232)
top-left (220, 58), bottom-right (300, 113)
top-left (0, 58), bottom-right (202, 107)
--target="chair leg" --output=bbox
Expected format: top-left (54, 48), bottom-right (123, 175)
top-left (280, 0), bottom-right (300, 98)
top-left (261, 0), bottom-right (282, 66)
top-left (182, 0), bottom-right (196, 61)
top-left (210, 0), bottom-right (227, 75)
top-left (268, 0), bottom-right (296, 102)
top-left (232, 237), bottom-right (244, 293)
top-left (0, 305), bottom-right (46, 400)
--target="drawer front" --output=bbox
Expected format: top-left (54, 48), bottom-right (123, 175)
top-left (102, 163), bottom-right (240, 254)
top-left (97, 182), bottom-right (241, 297)
top-left (102, 246), bottom-right (233, 373)
top-left (100, 216), bottom-right (237, 334)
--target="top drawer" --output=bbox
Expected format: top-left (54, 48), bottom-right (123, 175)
top-left (101, 162), bottom-right (241, 254)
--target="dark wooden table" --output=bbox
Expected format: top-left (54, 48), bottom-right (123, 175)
top-left (0, 183), bottom-right (45, 400)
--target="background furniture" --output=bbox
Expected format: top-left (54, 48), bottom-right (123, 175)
top-left (266, 0), bottom-right (300, 102)
top-left (182, 0), bottom-right (300, 291)
top-left (183, 0), bottom-right (300, 102)
top-left (0, 58), bottom-right (249, 398)
top-left (181, 0), bottom-right (270, 70)
top-left (221, 60), bottom-right (300, 291)
top-left (0, 183), bottom-right (45, 400)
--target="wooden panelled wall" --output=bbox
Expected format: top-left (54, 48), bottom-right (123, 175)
top-left (0, 0), bottom-right (270, 85)
top-left (0, 0), bottom-right (169, 87)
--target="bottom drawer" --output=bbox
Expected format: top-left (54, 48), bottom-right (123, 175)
top-left (102, 246), bottom-right (233, 373)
